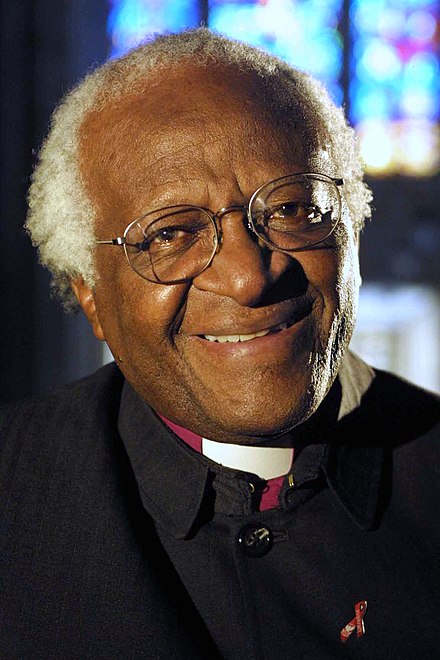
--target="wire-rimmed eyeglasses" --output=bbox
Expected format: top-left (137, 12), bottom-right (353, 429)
top-left (96, 172), bottom-right (343, 284)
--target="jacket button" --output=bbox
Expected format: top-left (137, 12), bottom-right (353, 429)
top-left (237, 524), bottom-right (273, 557)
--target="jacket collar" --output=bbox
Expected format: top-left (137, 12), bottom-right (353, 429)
top-left (118, 351), bottom-right (383, 538)
top-left (118, 384), bottom-right (211, 539)
top-left (323, 352), bottom-right (383, 530)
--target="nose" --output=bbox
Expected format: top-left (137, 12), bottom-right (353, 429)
top-left (192, 207), bottom-right (294, 307)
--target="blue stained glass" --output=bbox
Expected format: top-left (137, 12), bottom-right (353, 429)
top-left (406, 10), bottom-right (437, 40)
top-left (107, 0), bottom-right (344, 102)
top-left (377, 8), bottom-right (407, 39)
top-left (208, 0), bottom-right (344, 104)
top-left (106, 0), bottom-right (439, 175)
top-left (400, 0), bottom-right (438, 8)
top-left (351, 0), bottom-right (387, 33)
top-left (359, 40), bottom-right (402, 81)
top-left (351, 84), bottom-right (393, 119)
top-left (405, 52), bottom-right (439, 86)
top-left (401, 90), bottom-right (439, 118)
top-left (350, 0), bottom-right (439, 174)
top-left (108, 0), bottom-right (201, 57)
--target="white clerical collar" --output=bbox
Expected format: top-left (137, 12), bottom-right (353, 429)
top-left (201, 437), bottom-right (294, 480)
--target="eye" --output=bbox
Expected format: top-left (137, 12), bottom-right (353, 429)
top-left (149, 227), bottom-right (185, 245)
top-left (268, 202), bottom-right (322, 224)
top-left (132, 229), bottom-right (184, 251)
top-left (139, 223), bottom-right (203, 255)
top-left (270, 202), bottom-right (320, 221)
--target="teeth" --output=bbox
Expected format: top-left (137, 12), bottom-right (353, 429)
top-left (204, 322), bottom-right (289, 343)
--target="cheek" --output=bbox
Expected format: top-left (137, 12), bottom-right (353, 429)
top-left (298, 240), bottom-right (359, 330)
top-left (298, 249), bottom-right (341, 306)
top-left (334, 236), bottom-right (361, 313)
top-left (94, 254), bottom-right (189, 359)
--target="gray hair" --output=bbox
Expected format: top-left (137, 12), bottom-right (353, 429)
top-left (26, 27), bottom-right (372, 311)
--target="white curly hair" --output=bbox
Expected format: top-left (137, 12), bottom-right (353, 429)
top-left (26, 27), bottom-right (372, 311)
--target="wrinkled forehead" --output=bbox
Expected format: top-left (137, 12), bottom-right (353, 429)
top-left (78, 63), bottom-right (326, 217)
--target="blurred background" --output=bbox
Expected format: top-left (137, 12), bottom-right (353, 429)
top-left (1, 0), bottom-right (439, 403)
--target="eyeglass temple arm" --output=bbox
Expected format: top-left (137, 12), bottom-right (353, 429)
top-left (95, 237), bottom-right (126, 245)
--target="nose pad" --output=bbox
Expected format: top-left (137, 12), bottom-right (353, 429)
top-left (213, 205), bottom-right (249, 235)
top-left (213, 205), bottom-right (259, 252)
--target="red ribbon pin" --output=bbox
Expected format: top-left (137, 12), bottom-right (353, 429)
top-left (340, 600), bottom-right (368, 643)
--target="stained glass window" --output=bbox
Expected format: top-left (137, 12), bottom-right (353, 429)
top-left (108, 0), bottom-right (201, 57)
top-left (208, 0), bottom-right (344, 105)
top-left (350, 0), bottom-right (440, 175)
top-left (106, 0), bottom-right (440, 176)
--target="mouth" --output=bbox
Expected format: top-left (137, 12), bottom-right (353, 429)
top-left (201, 320), bottom-right (292, 343)
top-left (182, 300), bottom-right (314, 365)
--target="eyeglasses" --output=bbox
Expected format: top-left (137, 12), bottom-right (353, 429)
top-left (96, 172), bottom-right (343, 284)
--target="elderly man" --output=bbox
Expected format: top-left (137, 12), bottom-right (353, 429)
top-left (1, 28), bottom-right (439, 659)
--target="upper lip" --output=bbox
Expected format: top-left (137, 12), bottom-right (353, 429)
top-left (181, 297), bottom-right (314, 337)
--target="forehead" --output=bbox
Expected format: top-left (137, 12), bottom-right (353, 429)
top-left (79, 63), bottom-right (328, 220)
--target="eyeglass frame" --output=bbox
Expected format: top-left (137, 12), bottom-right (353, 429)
top-left (95, 172), bottom-right (344, 285)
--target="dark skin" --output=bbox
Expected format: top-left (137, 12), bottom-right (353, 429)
top-left (72, 63), bottom-right (361, 445)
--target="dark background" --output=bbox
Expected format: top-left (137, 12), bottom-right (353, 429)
top-left (1, 0), bottom-right (439, 403)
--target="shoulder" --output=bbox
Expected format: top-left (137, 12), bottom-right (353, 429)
top-left (337, 353), bottom-right (440, 487)
top-left (369, 366), bottom-right (440, 444)
top-left (0, 362), bottom-right (126, 493)
top-left (366, 368), bottom-right (440, 535)
top-left (0, 363), bottom-right (142, 569)
top-left (341, 352), bottom-right (440, 446)
top-left (346, 356), bottom-right (440, 494)
top-left (0, 361), bottom-right (124, 434)
top-left (335, 354), bottom-right (440, 531)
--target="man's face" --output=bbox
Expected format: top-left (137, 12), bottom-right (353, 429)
top-left (77, 64), bottom-right (361, 444)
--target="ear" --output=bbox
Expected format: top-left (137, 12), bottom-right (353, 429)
top-left (71, 278), bottom-right (106, 341)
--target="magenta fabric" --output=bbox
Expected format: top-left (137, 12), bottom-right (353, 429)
top-left (158, 414), bottom-right (202, 453)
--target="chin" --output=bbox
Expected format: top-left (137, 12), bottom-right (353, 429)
top-left (226, 314), bottom-right (354, 441)
top-left (197, 370), bottom-right (325, 442)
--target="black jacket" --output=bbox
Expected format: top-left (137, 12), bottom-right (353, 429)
top-left (1, 355), bottom-right (439, 659)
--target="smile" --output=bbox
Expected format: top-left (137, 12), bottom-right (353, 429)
top-left (202, 321), bottom-right (290, 343)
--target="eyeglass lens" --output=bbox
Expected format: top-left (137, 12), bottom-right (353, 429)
top-left (124, 175), bottom-right (340, 283)
top-left (251, 175), bottom-right (340, 251)
top-left (125, 207), bottom-right (217, 283)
